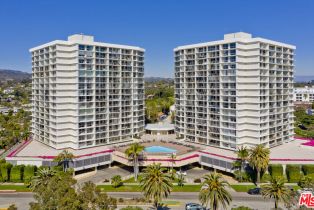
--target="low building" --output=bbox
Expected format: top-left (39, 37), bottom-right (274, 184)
top-left (145, 123), bottom-right (175, 135)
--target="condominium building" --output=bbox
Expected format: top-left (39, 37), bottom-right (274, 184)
top-left (294, 86), bottom-right (314, 103)
top-left (31, 34), bottom-right (145, 150)
top-left (174, 32), bottom-right (295, 150)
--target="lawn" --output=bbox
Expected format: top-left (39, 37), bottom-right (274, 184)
top-left (98, 184), bottom-right (201, 192)
top-left (230, 184), bottom-right (256, 192)
top-left (0, 184), bottom-right (30, 192)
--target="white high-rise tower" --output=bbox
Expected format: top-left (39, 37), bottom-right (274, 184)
top-left (174, 32), bottom-right (295, 150)
top-left (31, 34), bottom-right (145, 149)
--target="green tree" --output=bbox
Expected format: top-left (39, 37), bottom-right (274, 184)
top-left (234, 146), bottom-right (249, 182)
top-left (177, 173), bottom-right (185, 187)
top-left (78, 181), bottom-right (117, 210)
top-left (30, 168), bottom-right (56, 190)
top-left (111, 175), bottom-right (123, 188)
top-left (8, 204), bottom-right (17, 210)
top-left (29, 171), bottom-right (81, 210)
top-left (140, 163), bottom-right (173, 209)
top-left (248, 144), bottom-right (270, 184)
top-left (199, 172), bottom-right (232, 210)
top-left (53, 150), bottom-right (74, 172)
top-left (261, 177), bottom-right (291, 209)
top-left (299, 175), bottom-right (314, 189)
top-left (125, 143), bottom-right (145, 181)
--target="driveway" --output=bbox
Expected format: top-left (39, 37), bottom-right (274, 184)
top-left (76, 166), bottom-right (132, 184)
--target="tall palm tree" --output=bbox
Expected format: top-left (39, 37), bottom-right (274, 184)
top-left (30, 168), bottom-right (56, 190)
top-left (53, 150), bottom-right (75, 172)
top-left (248, 144), bottom-right (270, 184)
top-left (199, 172), bottom-right (232, 210)
top-left (125, 143), bottom-right (145, 181)
top-left (169, 153), bottom-right (176, 171)
top-left (235, 146), bottom-right (249, 182)
top-left (140, 163), bottom-right (173, 209)
top-left (261, 177), bottom-right (291, 209)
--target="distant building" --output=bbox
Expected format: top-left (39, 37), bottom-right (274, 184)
top-left (174, 32), bottom-right (295, 149)
top-left (294, 86), bottom-right (314, 103)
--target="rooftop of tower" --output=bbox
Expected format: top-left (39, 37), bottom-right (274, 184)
top-left (174, 32), bottom-right (295, 51)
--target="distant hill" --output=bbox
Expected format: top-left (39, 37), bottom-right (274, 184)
top-left (145, 77), bottom-right (173, 83)
top-left (0, 69), bottom-right (31, 82)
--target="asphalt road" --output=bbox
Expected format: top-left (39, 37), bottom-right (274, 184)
top-left (0, 192), bottom-right (277, 210)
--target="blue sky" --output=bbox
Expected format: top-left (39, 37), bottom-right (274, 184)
top-left (0, 0), bottom-right (313, 77)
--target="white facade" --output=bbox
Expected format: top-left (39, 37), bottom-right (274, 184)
top-left (294, 86), bottom-right (314, 102)
top-left (174, 32), bottom-right (295, 150)
top-left (30, 34), bottom-right (145, 149)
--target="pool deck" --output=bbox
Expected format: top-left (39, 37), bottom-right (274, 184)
top-left (6, 137), bottom-right (314, 170)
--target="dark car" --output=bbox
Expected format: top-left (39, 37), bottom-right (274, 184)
top-left (185, 202), bottom-right (207, 210)
top-left (248, 187), bottom-right (261, 195)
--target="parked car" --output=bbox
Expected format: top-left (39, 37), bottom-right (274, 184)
top-left (248, 187), bottom-right (261, 195)
top-left (185, 203), bottom-right (207, 210)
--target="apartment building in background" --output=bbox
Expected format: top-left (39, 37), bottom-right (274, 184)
top-left (30, 34), bottom-right (145, 150)
top-left (294, 86), bottom-right (314, 103)
top-left (174, 32), bottom-right (295, 150)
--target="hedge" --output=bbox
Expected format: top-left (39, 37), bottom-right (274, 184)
top-left (0, 163), bottom-right (12, 182)
top-left (10, 165), bottom-right (24, 182)
top-left (302, 165), bottom-right (314, 176)
top-left (269, 164), bottom-right (283, 178)
top-left (23, 165), bottom-right (37, 183)
top-left (286, 165), bottom-right (301, 183)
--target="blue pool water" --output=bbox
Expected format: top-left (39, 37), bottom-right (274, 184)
top-left (144, 146), bottom-right (177, 153)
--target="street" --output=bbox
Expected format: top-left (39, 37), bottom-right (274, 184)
top-left (0, 191), bottom-right (277, 210)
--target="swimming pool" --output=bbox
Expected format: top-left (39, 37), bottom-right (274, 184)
top-left (144, 146), bottom-right (177, 153)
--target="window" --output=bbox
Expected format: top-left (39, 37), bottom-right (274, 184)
top-left (79, 45), bottom-right (85, 50)
top-left (223, 44), bottom-right (228, 49)
top-left (230, 43), bottom-right (236, 48)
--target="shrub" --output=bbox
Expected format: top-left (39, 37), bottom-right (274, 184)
top-left (286, 165), bottom-right (301, 183)
top-left (261, 173), bottom-right (271, 182)
top-left (302, 165), bottom-right (314, 176)
top-left (24, 165), bottom-right (37, 183)
top-left (118, 198), bottom-right (124, 203)
top-left (234, 170), bottom-right (251, 182)
top-left (10, 165), bottom-right (24, 182)
top-left (111, 175), bottom-right (122, 188)
top-left (269, 164), bottom-right (283, 178)
top-left (0, 163), bottom-right (12, 182)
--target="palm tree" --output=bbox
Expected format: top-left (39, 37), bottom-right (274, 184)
top-left (199, 172), bottom-right (232, 210)
top-left (235, 146), bottom-right (249, 182)
top-left (261, 177), bottom-right (291, 209)
top-left (30, 168), bottom-right (56, 190)
top-left (125, 143), bottom-right (145, 181)
top-left (248, 144), bottom-right (270, 184)
top-left (53, 150), bottom-right (75, 172)
top-left (169, 153), bottom-right (176, 172)
top-left (140, 163), bottom-right (173, 209)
